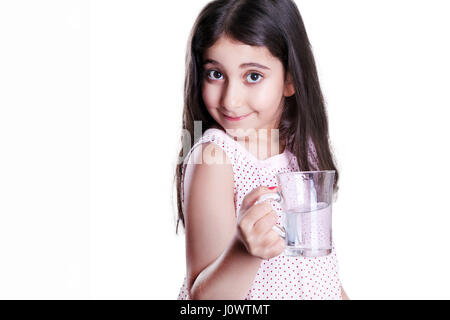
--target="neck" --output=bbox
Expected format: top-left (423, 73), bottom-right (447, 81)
top-left (251, 127), bottom-right (285, 160)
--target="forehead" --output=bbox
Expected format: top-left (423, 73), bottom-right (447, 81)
top-left (203, 35), bottom-right (281, 69)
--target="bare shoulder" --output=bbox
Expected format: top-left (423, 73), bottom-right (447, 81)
top-left (183, 141), bottom-right (234, 200)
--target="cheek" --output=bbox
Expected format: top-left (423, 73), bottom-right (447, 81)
top-left (250, 81), bottom-right (284, 113)
top-left (202, 84), bottom-right (221, 111)
top-left (201, 85), bottom-right (211, 107)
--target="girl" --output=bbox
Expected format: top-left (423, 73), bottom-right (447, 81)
top-left (174, 0), bottom-right (349, 300)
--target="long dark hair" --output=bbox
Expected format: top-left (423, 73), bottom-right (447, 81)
top-left (174, 0), bottom-right (340, 233)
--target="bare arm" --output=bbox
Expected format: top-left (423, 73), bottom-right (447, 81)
top-left (184, 142), bottom-right (283, 299)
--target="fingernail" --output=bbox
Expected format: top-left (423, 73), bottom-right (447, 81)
top-left (267, 186), bottom-right (277, 190)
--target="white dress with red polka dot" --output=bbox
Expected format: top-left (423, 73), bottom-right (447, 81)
top-left (177, 128), bottom-right (342, 300)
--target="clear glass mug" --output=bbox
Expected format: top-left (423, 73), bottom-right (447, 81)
top-left (255, 170), bottom-right (335, 257)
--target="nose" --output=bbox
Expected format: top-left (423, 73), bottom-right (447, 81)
top-left (221, 80), bottom-right (245, 114)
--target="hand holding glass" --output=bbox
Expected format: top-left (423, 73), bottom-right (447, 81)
top-left (255, 170), bottom-right (335, 257)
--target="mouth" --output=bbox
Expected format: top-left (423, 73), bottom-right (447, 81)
top-left (222, 112), bottom-right (253, 122)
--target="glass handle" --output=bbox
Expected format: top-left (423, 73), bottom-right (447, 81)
top-left (254, 191), bottom-right (282, 205)
top-left (272, 224), bottom-right (286, 239)
top-left (254, 191), bottom-right (285, 239)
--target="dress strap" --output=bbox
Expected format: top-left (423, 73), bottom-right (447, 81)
top-left (183, 128), bottom-right (238, 166)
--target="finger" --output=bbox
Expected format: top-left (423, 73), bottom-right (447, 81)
top-left (241, 200), bottom-right (275, 229)
top-left (262, 229), bottom-right (283, 247)
top-left (253, 210), bottom-right (278, 235)
top-left (262, 232), bottom-right (286, 258)
top-left (241, 185), bottom-right (278, 213)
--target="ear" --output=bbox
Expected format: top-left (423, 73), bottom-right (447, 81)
top-left (284, 72), bottom-right (295, 97)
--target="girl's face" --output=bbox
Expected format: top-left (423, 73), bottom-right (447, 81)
top-left (202, 35), bottom-right (294, 135)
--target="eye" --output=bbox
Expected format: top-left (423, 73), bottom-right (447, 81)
top-left (246, 72), bottom-right (263, 83)
top-left (206, 70), bottom-right (223, 81)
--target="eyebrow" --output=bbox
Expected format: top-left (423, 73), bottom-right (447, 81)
top-left (203, 58), bottom-right (271, 70)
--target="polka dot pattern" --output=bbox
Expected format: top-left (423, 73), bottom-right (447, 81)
top-left (177, 128), bottom-right (342, 300)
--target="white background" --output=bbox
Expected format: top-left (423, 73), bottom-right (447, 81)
top-left (0, 0), bottom-right (449, 299)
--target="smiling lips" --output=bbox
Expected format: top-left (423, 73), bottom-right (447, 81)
top-left (222, 112), bottom-right (252, 121)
